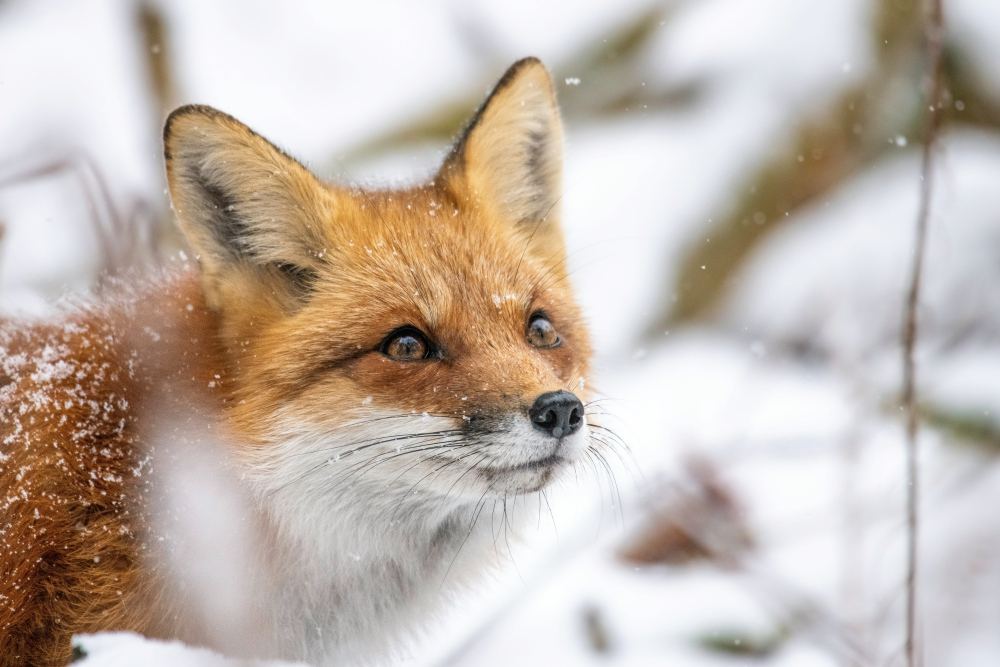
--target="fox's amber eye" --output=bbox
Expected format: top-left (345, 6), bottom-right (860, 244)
top-left (527, 313), bottom-right (560, 349)
top-left (381, 327), bottom-right (431, 361)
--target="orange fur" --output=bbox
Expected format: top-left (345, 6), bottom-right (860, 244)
top-left (0, 276), bottom-right (221, 665)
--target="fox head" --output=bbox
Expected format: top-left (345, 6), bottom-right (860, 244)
top-left (163, 58), bottom-right (592, 516)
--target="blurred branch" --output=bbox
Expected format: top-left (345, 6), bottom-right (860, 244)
top-left (0, 3), bottom-right (181, 294)
top-left (0, 152), bottom-right (163, 278)
top-left (554, 3), bottom-right (696, 118)
top-left (656, 0), bottom-right (1000, 327)
top-left (902, 0), bottom-right (945, 664)
top-left (581, 605), bottom-right (613, 654)
top-left (137, 2), bottom-right (179, 121)
top-left (136, 1), bottom-right (187, 255)
top-left (331, 2), bottom-right (695, 169)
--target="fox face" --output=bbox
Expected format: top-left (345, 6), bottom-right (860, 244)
top-left (164, 58), bottom-right (592, 517)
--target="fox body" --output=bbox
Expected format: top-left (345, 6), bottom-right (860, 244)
top-left (0, 58), bottom-right (594, 665)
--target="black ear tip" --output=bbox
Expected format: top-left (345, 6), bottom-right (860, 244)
top-left (484, 57), bottom-right (556, 111)
top-left (497, 57), bottom-right (548, 89)
top-left (164, 104), bottom-right (219, 135)
top-left (511, 56), bottom-right (543, 69)
top-left (162, 104), bottom-right (235, 156)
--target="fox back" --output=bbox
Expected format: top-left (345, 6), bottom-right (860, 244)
top-left (0, 58), bottom-right (594, 666)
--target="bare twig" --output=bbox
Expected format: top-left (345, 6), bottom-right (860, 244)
top-left (901, 0), bottom-right (945, 665)
top-left (0, 152), bottom-right (164, 277)
top-left (582, 605), bottom-right (613, 654)
top-left (137, 2), bottom-right (179, 120)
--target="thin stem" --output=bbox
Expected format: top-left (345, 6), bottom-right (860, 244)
top-left (902, 0), bottom-right (945, 665)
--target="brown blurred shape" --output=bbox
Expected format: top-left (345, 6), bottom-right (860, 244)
top-left (618, 455), bottom-right (754, 568)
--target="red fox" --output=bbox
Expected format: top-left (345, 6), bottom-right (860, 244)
top-left (0, 58), bottom-right (594, 665)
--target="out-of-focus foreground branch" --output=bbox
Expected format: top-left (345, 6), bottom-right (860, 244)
top-left (136, 1), bottom-right (187, 256)
top-left (138, 1), bottom-right (180, 121)
top-left (330, 2), bottom-right (698, 169)
top-left (902, 0), bottom-right (945, 664)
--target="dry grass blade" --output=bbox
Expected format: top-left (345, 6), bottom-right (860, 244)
top-left (0, 152), bottom-right (170, 278)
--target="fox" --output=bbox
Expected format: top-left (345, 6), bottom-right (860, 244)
top-left (0, 57), bottom-right (596, 666)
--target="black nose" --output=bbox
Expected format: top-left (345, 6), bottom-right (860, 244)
top-left (529, 391), bottom-right (584, 438)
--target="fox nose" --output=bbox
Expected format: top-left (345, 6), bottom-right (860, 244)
top-left (529, 391), bottom-right (584, 438)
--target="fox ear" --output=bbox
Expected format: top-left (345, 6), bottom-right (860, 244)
top-left (164, 105), bottom-right (329, 308)
top-left (442, 58), bottom-right (565, 248)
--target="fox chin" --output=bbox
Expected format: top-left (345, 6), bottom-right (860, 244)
top-left (0, 57), bottom-right (596, 666)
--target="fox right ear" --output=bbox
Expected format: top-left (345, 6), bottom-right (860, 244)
top-left (163, 105), bottom-right (331, 309)
top-left (441, 58), bottom-right (566, 258)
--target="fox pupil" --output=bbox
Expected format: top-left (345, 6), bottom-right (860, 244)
top-left (528, 316), bottom-right (560, 349)
top-left (384, 331), bottom-right (428, 361)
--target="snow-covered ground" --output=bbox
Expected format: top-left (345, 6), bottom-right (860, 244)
top-left (4, 0), bottom-right (1000, 665)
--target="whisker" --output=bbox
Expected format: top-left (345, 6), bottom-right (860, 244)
top-left (388, 445), bottom-right (490, 505)
top-left (389, 449), bottom-right (486, 521)
top-left (541, 488), bottom-right (558, 537)
top-left (440, 449), bottom-right (492, 505)
top-left (588, 433), bottom-right (630, 477)
top-left (340, 437), bottom-right (475, 491)
top-left (438, 485), bottom-right (493, 590)
top-left (341, 411), bottom-right (466, 427)
top-left (587, 422), bottom-right (642, 486)
top-left (582, 448), bottom-right (606, 535)
top-left (582, 397), bottom-right (627, 408)
top-left (590, 447), bottom-right (624, 527)
top-left (501, 493), bottom-right (525, 585)
top-left (275, 433), bottom-right (466, 495)
top-left (286, 428), bottom-right (467, 460)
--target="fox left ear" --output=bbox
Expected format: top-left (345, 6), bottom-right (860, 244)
top-left (163, 105), bottom-right (331, 311)
top-left (441, 58), bottom-right (565, 253)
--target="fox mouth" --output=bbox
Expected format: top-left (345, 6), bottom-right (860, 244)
top-left (482, 453), bottom-right (566, 476)
top-left (507, 453), bottom-right (565, 472)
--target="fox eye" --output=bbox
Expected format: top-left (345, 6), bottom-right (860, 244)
top-left (381, 327), bottom-right (431, 361)
top-left (527, 312), bottom-right (561, 349)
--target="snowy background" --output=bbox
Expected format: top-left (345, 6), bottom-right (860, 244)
top-left (3, 0), bottom-right (1000, 665)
